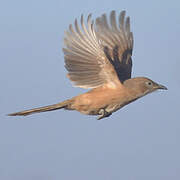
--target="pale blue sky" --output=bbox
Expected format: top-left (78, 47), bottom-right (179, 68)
top-left (1, 0), bottom-right (180, 179)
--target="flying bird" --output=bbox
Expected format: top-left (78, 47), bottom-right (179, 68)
top-left (8, 10), bottom-right (167, 120)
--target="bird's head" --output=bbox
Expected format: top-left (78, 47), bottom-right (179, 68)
top-left (123, 77), bottom-right (167, 98)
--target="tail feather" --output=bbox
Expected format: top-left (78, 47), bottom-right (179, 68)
top-left (8, 99), bottom-right (72, 116)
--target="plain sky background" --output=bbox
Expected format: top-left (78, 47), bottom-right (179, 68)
top-left (0, 0), bottom-right (180, 179)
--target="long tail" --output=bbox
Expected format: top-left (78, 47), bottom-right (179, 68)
top-left (8, 99), bottom-right (73, 116)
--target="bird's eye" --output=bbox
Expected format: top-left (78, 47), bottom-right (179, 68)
top-left (145, 81), bottom-right (153, 87)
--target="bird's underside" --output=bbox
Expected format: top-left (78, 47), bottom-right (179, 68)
top-left (8, 10), bottom-right (167, 120)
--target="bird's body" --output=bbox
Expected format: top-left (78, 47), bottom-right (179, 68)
top-left (69, 84), bottom-right (127, 115)
top-left (8, 10), bottom-right (167, 120)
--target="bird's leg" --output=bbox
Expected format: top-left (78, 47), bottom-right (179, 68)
top-left (97, 109), bottom-right (112, 120)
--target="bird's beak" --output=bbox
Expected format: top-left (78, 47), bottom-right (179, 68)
top-left (157, 84), bottom-right (168, 90)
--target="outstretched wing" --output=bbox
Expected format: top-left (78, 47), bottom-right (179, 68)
top-left (63, 10), bottom-right (133, 89)
top-left (63, 14), bottom-right (121, 89)
top-left (95, 11), bottom-right (133, 82)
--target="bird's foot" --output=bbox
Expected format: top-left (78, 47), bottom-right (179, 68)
top-left (97, 109), bottom-right (112, 120)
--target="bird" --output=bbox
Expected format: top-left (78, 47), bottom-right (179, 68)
top-left (8, 10), bottom-right (167, 120)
